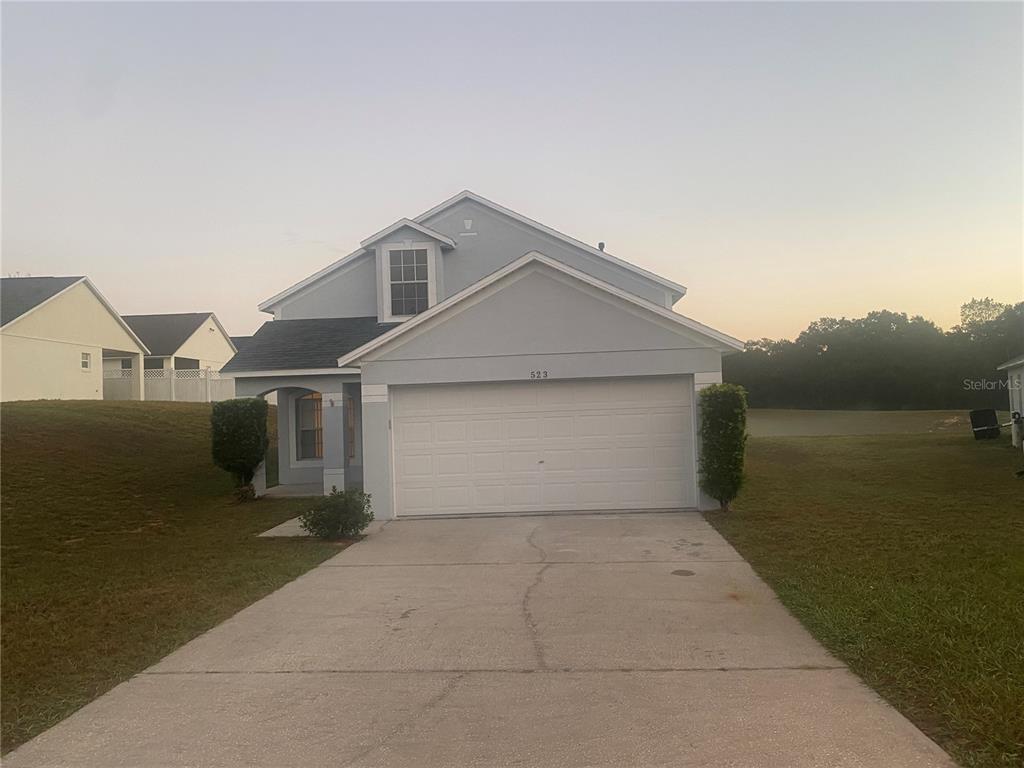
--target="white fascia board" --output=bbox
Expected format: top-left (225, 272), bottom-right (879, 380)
top-left (996, 354), bottom-right (1024, 371)
top-left (337, 251), bottom-right (742, 368)
top-left (257, 249), bottom-right (369, 313)
top-left (360, 218), bottom-right (456, 249)
top-left (222, 367), bottom-right (361, 378)
top-left (414, 190), bottom-right (687, 300)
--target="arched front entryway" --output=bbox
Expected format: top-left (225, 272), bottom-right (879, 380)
top-left (232, 374), bottom-right (362, 498)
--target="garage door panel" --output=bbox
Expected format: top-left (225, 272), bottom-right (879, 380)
top-left (615, 446), bottom-right (654, 469)
top-left (435, 485), bottom-right (471, 509)
top-left (541, 417), bottom-right (574, 439)
top-left (572, 448), bottom-right (613, 471)
top-left (392, 378), bottom-right (695, 516)
top-left (506, 482), bottom-right (542, 507)
top-left (471, 451), bottom-right (505, 474)
top-left (435, 453), bottom-right (469, 476)
top-left (506, 417), bottom-right (539, 441)
top-left (650, 409), bottom-right (690, 434)
top-left (398, 454), bottom-right (433, 478)
top-left (398, 421), bottom-right (433, 444)
top-left (653, 446), bottom-right (687, 469)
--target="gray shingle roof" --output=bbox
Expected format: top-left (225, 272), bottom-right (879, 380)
top-left (230, 336), bottom-right (252, 351)
top-left (221, 317), bottom-right (398, 373)
top-left (1, 276), bottom-right (84, 326)
top-left (121, 313), bottom-right (212, 357)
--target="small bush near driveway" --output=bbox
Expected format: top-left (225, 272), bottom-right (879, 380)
top-left (300, 488), bottom-right (373, 540)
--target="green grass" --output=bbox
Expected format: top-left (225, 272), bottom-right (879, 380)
top-left (706, 428), bottom-right (1024, 768)
top-left (748, 408), bottom-right (1010, 437)
top-left (0, 401), bottom-right (339, 753)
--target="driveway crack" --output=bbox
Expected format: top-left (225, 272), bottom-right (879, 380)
top-left (341, 672), bottom-right (465, 767)
top-left (523, 563), bottom-right (551, 670)
top-left (526, 523), bottom-right (548, 563)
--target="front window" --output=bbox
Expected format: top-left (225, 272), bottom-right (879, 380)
top-left (296, 393), bottom-right (323, 460)
top-left (389, 248), bottom-right (429, 316)
top-left (81, 352), bottom-right (91, 370)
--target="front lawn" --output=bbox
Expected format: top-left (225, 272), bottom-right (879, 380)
top-left (706, 429), bottom-right (1024, 768)
top-left (0, 401), bottom-right (338, 753)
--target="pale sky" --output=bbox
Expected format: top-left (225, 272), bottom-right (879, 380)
top-left (3, 1), bottom-right (1021, 340)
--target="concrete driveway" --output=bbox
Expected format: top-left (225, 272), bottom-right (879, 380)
top-left (8, 513), bottom-right (953, 767)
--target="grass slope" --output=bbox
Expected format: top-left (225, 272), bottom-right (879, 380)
top-left (707, 432), bottom-right (1024, 768)
top-left (0, 401), bottom-right (338, 753)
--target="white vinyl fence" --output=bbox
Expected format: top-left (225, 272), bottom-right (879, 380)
top-left (104, 368), bottom-right (235, 402)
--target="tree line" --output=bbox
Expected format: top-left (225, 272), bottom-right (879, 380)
top-left (722, 298), bottom-right (1023, 410)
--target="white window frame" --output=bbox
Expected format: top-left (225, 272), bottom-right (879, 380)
top-left (81, 352), bottom-right (92, 371)
top-left (293, 392), bottom-right (324, 463)
top-left (379, 241), bottom-right (438, 323)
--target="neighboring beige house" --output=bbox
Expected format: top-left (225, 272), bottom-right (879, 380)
top-left (1, 276), bottom-right (148, 402)
top-left (104, 312), bottom-right (236, 402)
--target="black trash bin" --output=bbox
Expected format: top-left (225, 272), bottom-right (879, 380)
top-left (969, 409), bottom-right (1001, 440)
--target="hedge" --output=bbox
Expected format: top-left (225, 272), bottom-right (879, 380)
top-left (698, 383), bottom-right (748, 511)
top-left (210, 398), bottom-right (269, 488)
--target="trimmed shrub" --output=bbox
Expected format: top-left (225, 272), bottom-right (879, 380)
top-left (210, 398), bottom-right (269, 494)
top-left (300, 487), bottom-right (373, 540)
top-left (698, 383), bottom-right (748, 511)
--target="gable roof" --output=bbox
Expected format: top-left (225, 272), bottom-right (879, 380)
top-left (1, 276), bottom-right (84, 326)
top-left (1, 276), bottom-right (150, 353)
top-left (230, 336), bottom-right (253, 351)
top-left (257, 191), bottom-right (685, 313)
top-left (121, 312), bottom-right (231, 357)
top-left (221, 317), bottom-right (399, 374)
top-left (415, 191), bottom-right (686, 299)
top-left (337, 251), bottom-right (742, 368)
top-left (360, 218), bottom-right (456, 249)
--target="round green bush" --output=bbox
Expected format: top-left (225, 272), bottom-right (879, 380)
top-left (299, 488), bottom-right (374, 540)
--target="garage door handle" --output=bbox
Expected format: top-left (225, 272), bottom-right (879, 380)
top-left (538, 460), bottom-right (544, 464)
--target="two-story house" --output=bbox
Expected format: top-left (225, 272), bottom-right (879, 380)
top-left (222, 191), bottom-right (743, 518)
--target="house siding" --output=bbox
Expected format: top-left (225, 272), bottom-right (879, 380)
top-left (1, 334), bottom-right (103, 401)
top-left (174, 316), bottom-right (237, 370)
top-left (267, 200), bottom-right (676, 321)
top-left (0, 281), bottom-right (144, 402)
top-left (424, 200), bottom-right (672, 307)
top-left (276, 254), bottom-right (378, 320)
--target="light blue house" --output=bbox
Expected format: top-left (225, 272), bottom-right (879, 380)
top-left (223, 191), bottom-right (742, 518)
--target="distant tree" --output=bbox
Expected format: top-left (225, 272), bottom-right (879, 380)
top-left (956, 298), bottom-right (1010, 338)
top-left (723, 300), bottom-right (1024, 410)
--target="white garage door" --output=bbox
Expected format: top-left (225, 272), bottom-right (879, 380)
top-left (392, 377), bottom-right (695, 517)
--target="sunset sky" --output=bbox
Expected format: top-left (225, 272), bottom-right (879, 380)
top-left (3, 2), bottom-right (1021, 341)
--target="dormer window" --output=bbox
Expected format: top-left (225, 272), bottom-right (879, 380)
top-left (379, 240), bottom-right (439, 322)
top-left (389, 248), bottom-right (429, 316)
